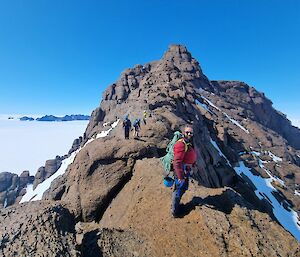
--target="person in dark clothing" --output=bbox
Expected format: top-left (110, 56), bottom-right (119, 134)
top-left (171, 124), bottom-right (197, 217)
top-left (123, 116), bottom-right (131, 139)
top-left (133, 118), bottom-right (141, 138)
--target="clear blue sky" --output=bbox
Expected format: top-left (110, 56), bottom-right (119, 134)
top-left (0, 0), bottom-right (299, 122)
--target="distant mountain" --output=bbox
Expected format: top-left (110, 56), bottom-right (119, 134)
top-left (19, 116), bottom-right (34, 121)
top-left (19, 114), bottom-right (90, 122)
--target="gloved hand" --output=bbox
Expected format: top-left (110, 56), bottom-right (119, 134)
top-left (176, 178), bottom-right (185, 188)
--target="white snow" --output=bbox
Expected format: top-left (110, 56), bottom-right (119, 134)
top-left (234, 161), bottom-right (300, 241)
top-left (20, 149), bottom-right (79, 202)
top-left (3, 198), bottom-right (8, 208)
top-left (200, 96), bottom-right (220, 111)
top-left (96, 119), bottom-right (120, 138)
top-left (20, 118), bottom-right (120, 203)
top-left (295, 190), bottom-right (300, 196)
top-left (297, 155), bottom-right (300, 158)
top-left (195, 99), bottom-right (213, 114)
top-left (196, 96), bottom-right (249, 134)
top-left (250, 151), bottom-right (261, 156)
top-left (0, 115), bottom-right (88, 175)
top-left (268, 151), bottom-right (283, 162)
top-left (223, 112), bottom-right (249, 134)
top-left (103, 122), bottom-right (109, 127)
top-left (255, 155), bottom-right (285, 186)
top-left (239, 150), bottom-right (285, 187)
top-left (210, 138), bottom-right (232, 167)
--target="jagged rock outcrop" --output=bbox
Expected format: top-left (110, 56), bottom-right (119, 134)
top-left (5, 44), bottom-right (300, 255)
top-left (69, 136), bottom-right (83, 154)
top-left (45, 45), bottom-right (245, 223)
top-left (210, 80), bottom-right (300, 150)
top-left (33, 156), bottom-right (63, 189)
top-left (0, 171), bottom-right (34, 208)
top-left (0, 201), bottom-right (79, 256)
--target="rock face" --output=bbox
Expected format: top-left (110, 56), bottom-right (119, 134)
top-left (33, 156), bottom-right (63, 189)
top-left (0, 171), bottom-right (34, 208)
top-left (0, 201), bottom-right (79, 256)
top-left (3, 44), bottom-right (300, 255)
top-left (210, 80), bottom-right (300, 150)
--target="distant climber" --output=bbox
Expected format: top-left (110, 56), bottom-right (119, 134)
top-left (133, 118), bottom-right (141, 138)
top-left (143, 110), bottom-right (148, 125)
top-left (123, 116), bottom-right (132, 139)
top-left (171, 124), bottom-right (197, 218)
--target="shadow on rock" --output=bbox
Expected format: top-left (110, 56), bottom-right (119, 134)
top-left (175, 196), bottom-right (203, 218)
top-left (133, 137), bottom-right (147, 142)
top-left (201, 188), bottom-right (254, 214)
top-left (177, 188), bottom-right (256, 218)
top-left (81, 230), bottom-right (102, 257)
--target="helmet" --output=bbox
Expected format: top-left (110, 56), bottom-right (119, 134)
top-left (163, 177), bottom-right (174, 187)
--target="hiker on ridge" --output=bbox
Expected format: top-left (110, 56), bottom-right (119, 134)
top-left (171, 124), bottom-right (197, 217)
top-left (133, 118), bottom-right (141, 138)
top-left (143, 110), bottom-right (148, 125)
top-left (123, 115), bottom-right (131, 139)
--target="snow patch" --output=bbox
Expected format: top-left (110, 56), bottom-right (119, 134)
top-left (295, 190), bottom-right (300, 196)
top-left (257, 157), bottom-right (285, 186)
top-left (84, 119), bottom-right (120, 146)
top-left (234, 161), bottom-right (300, 241)
top-left (96, 119), bottom-right (120, 138)
top-left (210, 138), bottom-right (232, 167)
top-left (250, 151), bottom-right (261, 156)
top-left (3, 198), bottom-right (7, 208)
top-left (200, 96), bottom-right (220, 111)
top-left (268, 151), bottom-right (283, 162)
top-left (223, 112), bottom-right (249, 134)
top-left (195, 99), bottom-right (213, 114)
top-left (20, 150), bottom-right (79, 202)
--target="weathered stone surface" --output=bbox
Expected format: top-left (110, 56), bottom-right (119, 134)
top-left (96, 158), bottom-right (299, 257)
top-left (43, 44), bottom-right (300, 227)
top-left (33, 156), bottom-right (62, 189)
top-left (0, 201), bottom-right (79, 256)
top-left (6, 44), bottom-right (300, 254)
top-left (0, 171), bottom-right (34, 208)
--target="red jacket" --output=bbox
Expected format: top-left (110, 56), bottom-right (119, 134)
top-left (173, 139), bottom-right (197, 180)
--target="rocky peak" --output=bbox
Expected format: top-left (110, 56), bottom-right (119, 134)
top-left (2, 45), bottom-right (300, 255)
top-left (163, 44), bottom-right (191, 60)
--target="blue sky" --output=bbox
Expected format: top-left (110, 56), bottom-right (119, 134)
top-left (0, 0), bottom-right (299, 123)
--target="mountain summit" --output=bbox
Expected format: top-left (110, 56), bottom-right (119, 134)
top-left (1, 45), bottom-right (300, 256)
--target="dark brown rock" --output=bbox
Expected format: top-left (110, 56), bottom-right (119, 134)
top-left (0, 201), bottom-right (79, 256)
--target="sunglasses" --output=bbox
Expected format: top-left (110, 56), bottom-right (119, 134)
top-left (185, 131), bottom-right (193, 135)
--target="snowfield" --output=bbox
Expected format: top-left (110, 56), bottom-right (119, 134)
top-left (0, 114), bottom-right (89, 176)
top-left (20, 119), bottom-right (120, 203)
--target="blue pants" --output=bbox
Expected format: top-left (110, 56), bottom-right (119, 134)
top-left (171, 178), bottom-right (189, 216)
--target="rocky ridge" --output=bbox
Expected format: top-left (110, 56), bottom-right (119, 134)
top-left (1, 45), bottom-right (300, 256)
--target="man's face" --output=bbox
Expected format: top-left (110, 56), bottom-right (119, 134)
top-left (184, 127), bottom-right (194, 141)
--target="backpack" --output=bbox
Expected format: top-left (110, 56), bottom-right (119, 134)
top-left (133, 119), bottom-right (140, 128)
top-left (123, 119), bottom-right (131, 128)
top-left (160, 131), bottom-right (189, 179)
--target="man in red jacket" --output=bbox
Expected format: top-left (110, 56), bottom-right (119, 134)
top-left (171, 124), bottom-right (197, 217)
